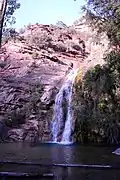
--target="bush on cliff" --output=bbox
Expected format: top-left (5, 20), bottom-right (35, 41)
top-left (25, 32), bottom-right (53, 50)
top-left (73, 52), bottom-right (120, 144)
top-left (72, 0), bottom-right (120, 145)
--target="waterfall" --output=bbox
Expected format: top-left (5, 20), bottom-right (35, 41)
top-left (51, 69), bottom-right (77, 144)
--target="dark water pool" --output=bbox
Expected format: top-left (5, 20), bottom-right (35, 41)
top-left (0, 142), bottom-right (120, 179)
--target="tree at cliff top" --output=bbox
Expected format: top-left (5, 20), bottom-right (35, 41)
top-left (83, 0), bottom-right (120, 47)
top-left (0, 0), bottom-right (20, 47)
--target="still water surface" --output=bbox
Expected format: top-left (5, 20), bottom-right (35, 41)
top-left (0, 142), bottom-right (120, 179)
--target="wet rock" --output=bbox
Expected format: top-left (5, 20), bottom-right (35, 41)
top-left (0, 121), bottom-right (9, 141)
top-left (22, 120), bottom-right (39, 142)
top-left (41, 86), bottom-right (58, 105)
top-left (112, 148), bottom-right (120, 155)
top-left (8, 120), bottom-right (39, 142)
top-left (8, 128), bottom-right (24, 141)
top-left (0, 19), bottom-right (109, 143)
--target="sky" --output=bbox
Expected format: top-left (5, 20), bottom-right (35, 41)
top-left (13, 0), bottom-right (85, 29)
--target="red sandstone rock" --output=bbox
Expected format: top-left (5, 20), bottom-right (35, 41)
top-left (0, 20), bottom-right (109, 142)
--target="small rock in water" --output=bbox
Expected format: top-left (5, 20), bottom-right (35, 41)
top-left (112, 148), bottom-right (120, 155)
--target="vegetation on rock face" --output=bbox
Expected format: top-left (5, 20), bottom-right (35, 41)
top-left (0, 17), bottom-right (86, 141)
top-left (1, 0), bottom-right (120, 143)
top-left (72, 0), bottom-right (120, 145)
top-left (25, 32), bottom-right (53, 50)
top-left (73, 52), bottom-right (120, 145)
top-left (23, 24), bottom-right (85, 55)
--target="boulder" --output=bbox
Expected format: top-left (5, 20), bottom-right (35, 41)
top-left (112, 148), bottom-right (120, 155)
top-left (21, 120), bottom-right (39, 142)
top-left (40, 86), bottom-right (58, 105)
top-left (8, 128), bottom-right (24, 141)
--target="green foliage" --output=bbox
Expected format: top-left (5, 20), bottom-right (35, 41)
top-left (4, 0), bottom-right (20, 27)
top-left (104, 51), bottom-right (120, 74)
top-left (25, 32), bottom-right (53, 50)
top-left (25, 30), bottom-right (68, 52)
top-left (83, 0), bottom-right (120, 46)
top-left (1, 0), bottom-right (20, 44)
top-left (71, 43), bottom-right (81, 51)
top-left (73, 52), bottom-right (120, 144)
top-left (83, 64), bottom-right (116, 95)
top-left (2, 27), bottom-right (18, 43)
top-left (72, 0), bottom-right (120, 145)
top-left (51, 41), bottom-right (67, 52)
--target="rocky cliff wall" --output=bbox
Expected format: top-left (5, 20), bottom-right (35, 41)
top-left (0, 20), bottom-right (109, 142)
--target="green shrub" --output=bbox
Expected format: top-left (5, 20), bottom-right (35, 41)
top-left (73, 52), bottom-right (120, 145)
top-left (51, 42), bottom-right (67, 52)
top-left (72, 43), bottom-right (81, 51)
top-left (25, 32), bottom-right (52, 50)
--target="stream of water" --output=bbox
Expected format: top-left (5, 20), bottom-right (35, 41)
top-left (51, 69), bottom-right (78, 144)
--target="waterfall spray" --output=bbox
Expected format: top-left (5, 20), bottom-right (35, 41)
top-left (51, 69), bottom-right (78, 144)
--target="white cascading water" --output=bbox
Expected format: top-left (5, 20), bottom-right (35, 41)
top-left (51, 69), bottom-right (78, 144)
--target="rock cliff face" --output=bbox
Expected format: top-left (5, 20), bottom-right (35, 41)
top-left (0, 19), bottom-right (109, 142)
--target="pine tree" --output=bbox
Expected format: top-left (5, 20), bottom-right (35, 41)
top-left (0, 0), bottom-right (20, 47)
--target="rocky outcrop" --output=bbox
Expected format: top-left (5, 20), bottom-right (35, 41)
top-left (0, 20), bottom-right (109, 142)
top-left (8, 120), bottom-right (39, 142)
top-left (73, 17), bottom-right (109, 70)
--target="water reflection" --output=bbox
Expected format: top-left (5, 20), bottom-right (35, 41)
top-left (50, 144), bottom-right (74, 178)
top-left (50, 144), bottom-right (74, 163)
top-left (49, 144), bottom-right (120, 179)
top-left (0, 143), bottom-right (120, 179)
top-left (62, 145), bottom-right (73, 177)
